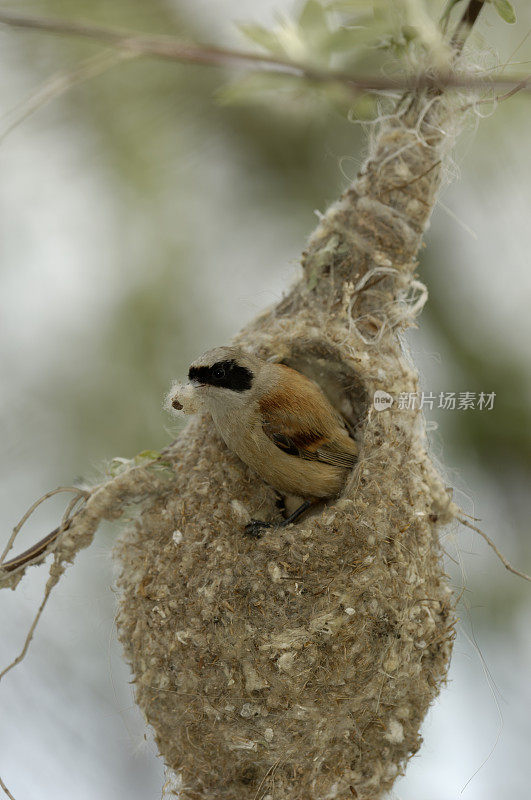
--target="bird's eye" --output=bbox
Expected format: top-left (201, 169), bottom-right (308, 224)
top-left (213, 366), bottom-right (225, 381)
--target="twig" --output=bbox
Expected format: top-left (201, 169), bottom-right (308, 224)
top-left (0, 49), bottom-right (133, 143)
top-left (458, 515), bottom-right (531, 583)
top-left (460, 76), bottom-right (530, 111)
top-left (0, 486), bottom-right (89, 567)
top-left (451, 1), bottom-right (486, 53)
top-left (0, 524), bottom-right (67, 573)
top-left (0, 569), bottom-right (56, 681)
top-left (491, 77), bottom-right (530, 103)
top-left (0, 492), bottom-right (90, 574)
top-left (0, 9), bottom-right (528, 95)
top-left (0, 776), bottom-right (16, 800)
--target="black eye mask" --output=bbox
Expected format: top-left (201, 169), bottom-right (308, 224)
top-left (188, 360), bottom-right (253, 392)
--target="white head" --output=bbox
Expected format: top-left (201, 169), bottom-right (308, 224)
top-left (167, 346), bottom-right (264, 418)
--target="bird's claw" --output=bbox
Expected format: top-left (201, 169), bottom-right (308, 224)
top-left (244, 519), bottom-right (272, 539)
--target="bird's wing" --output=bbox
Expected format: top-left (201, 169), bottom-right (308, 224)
top-left (313, 438), bottom-right (358, 468)
top-left (259, 365), bottom-right (358, 468)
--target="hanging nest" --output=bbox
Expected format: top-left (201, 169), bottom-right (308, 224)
top-left (114, 93), bottom-right (460, 800)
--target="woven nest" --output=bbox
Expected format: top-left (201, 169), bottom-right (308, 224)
top-left (115, 94), bottom-right (459, 799)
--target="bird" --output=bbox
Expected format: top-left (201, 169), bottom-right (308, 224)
top-left (169, 346), bottom-right (358, 537)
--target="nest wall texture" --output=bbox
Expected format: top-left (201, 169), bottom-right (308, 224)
top-left (115, 93), bottom-right (460, 799)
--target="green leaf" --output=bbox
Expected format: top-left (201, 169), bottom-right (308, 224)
top-left (108, 456), bottom-right (132, 477)
top-left (492, 0), bottom-right (516, 24)
top-left (134, 449), bottom-right (161, 462)
top-left (297, 0), bottom-right (331, 59)
top-left (326, 0), bottom-right (388, 11)
top-left (238, 23), bottom-right (286, 56)
top-left (299, 0), bottom-right (328, 35)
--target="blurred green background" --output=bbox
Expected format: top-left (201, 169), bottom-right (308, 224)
top-left (0, 1), bottom-right (530, 798)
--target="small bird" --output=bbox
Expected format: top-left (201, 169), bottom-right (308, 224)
top-left (169, 346), bottom-right (358, 536)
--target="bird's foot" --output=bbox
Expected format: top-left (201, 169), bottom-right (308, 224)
top-left (244, 519), bottom-right (272, 539)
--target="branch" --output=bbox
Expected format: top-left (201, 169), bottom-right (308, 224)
top-left (451, 0), bottom-right (486, 52)
top-left (0, 486), bottom-right (88, 572)
top-left (1, 523), bottom-right (69, 574)
top-left (0, 9), bottom-right (528, 95)
top-left (458, 515), bottom-right (531, 583)
top-left (0, 49), bottom-right (130, 143)
top-left (0, 776), bottom-right (16, 800)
